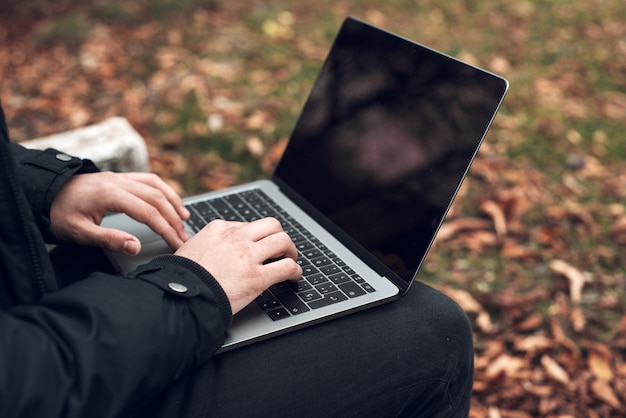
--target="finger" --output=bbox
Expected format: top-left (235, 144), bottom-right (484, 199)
top-left (107, 190), bottom-right (186, 249)
top-left (244, 217), bottom-right (285, 241)
top-left (127, 180), bottom-right (190, 243)
top-left (256, 231), bottom-right (298, 262)
top-left (101, 173), bottom-right (189, 243)
top-left (124, 173), bottom-right (190, 220)
top-left (105, 184), bottom-right (189, 247)
top-left (262, 257), bottom-right (303, 283)
top-left (71, 220), bottom-right (142, 256)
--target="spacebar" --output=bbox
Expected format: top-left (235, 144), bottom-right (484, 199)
top-left (274, 291), bottom-right (310, 315)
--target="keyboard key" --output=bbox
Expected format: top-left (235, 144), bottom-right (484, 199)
top-left (266, 307), bottom-right (291, 321)
top-left (362, 283), bottom-right (376, 293)
top-left (275, 291), bottom-right (310, 315)
top-left (301, 265), bottom-right (319, 277)
top-left (311, 256), bottom-right (332, 268)
top-left (302, 249), bottom-right (323, 259)
top-left (329, 273), bottom-right (351, 285)
top-left (269, 282), bottom-right (292, 294)
top-left (320, 264), bottom-right (341, 276)
top-left (306, 273), bottom-right (327, 286)
top-left (256, 292), bottom-right (281, 311)
top-left (289, 280), bottom-right (312, 293)
top-left (352, 274), bottom-right (365, 284)
top-left (315, 282), bottom-right (338, 295)
top-left (298, 289), bottom-right (322, 303)
top-left (295, 241), bottom-right (314, 252)
top-left (308, 291), bottom-right (348, 309)
top-left (338, 281), bottom-right (366, 298)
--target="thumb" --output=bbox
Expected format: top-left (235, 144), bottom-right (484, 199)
top-left (80, 222), bottom-right (142, 256)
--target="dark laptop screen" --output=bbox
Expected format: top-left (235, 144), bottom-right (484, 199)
top-left (274, 17), bottom-right (508, 291)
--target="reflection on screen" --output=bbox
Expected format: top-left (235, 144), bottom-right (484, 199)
top-left (275, 18), bottom-right (508, 287)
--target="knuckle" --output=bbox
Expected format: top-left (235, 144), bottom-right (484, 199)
top-left (145, 187), bottom-right (165, 203)
top-left (268, 217), bottom-right (283, 229)
top-left (143, 204), bottom-right (160, 218)
top-left (258, 216), bottom-right (281, 229)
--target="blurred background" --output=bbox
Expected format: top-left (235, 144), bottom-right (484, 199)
top-left (1, 0), bottom-right (625, 416)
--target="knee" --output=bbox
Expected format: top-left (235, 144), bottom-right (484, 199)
top-left (410, 281), bottom-right (473, 349)
top-left (410, 282), bottom-right (475, 414)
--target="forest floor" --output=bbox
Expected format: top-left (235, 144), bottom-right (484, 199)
top-left (1, 0), bottom-right (625, 416)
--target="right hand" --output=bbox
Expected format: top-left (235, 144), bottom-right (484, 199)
top-left (174, 218), bottom-right (302, 314)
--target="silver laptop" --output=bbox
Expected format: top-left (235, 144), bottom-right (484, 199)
top-left (102, 17), bottom-right (508, 352)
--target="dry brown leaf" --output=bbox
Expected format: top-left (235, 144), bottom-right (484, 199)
top-left (499, 239), bottom-right (539, 260)
top-left (245, 136), bottom-right (265, 157)
top-left (586, 344), bottom-right (614, 382)
top-left (480, 200), bottom-right (507, 238)
top-left (515, 313), bottom-right (544, 332)
top-left (570, 306), bottom-right (586, 332)
top-left (475, 340), bottom-right (506, 369)
top-left (485, 354), bottom-right (525, 379)
top-left (487, 407), bottom-right (502, 418)
top-left (497, 409), bottom-right (533, 418)
top-left (459, 230), bottom-right (499, 253)
top-left (434, 217), bottom-right (491, 242)
top-left (534, 226), bottom-right (565, 251)
top-left (590, 378), bottom-right (621, 409)
top-left (549, 259), bottom-right (586, 304)
top-left (541, 355), bottom-right (570, 385)
top-left (610, 216), bottom-right (626, 245)
top-left (527, 384), bottom-right (553, 397)
top-left (550, 318), bottom-right (580, 355)
top-left (514, 335), bottom-right (554, 353)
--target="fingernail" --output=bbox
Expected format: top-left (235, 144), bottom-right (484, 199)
top-left (124, 239), bottom-right (140, 256)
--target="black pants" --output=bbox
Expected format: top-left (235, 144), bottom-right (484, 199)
top-left (51, 245), bottom-right (474, 417)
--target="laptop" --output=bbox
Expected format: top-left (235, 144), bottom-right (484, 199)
top-left (102, 16), bottom-right (508, 352)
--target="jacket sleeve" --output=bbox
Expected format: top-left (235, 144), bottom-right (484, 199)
top-left (9, 143), bottom-right (99, 243)
top-left (0, 254), bottom-right (232, 418)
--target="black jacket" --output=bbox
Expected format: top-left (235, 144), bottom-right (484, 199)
top-left (0, 105), bottom-right (232, 417)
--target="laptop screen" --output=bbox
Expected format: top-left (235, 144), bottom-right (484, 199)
top-left (274, 17), bottom-right (508, 291)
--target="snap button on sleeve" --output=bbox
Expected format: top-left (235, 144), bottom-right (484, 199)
top-left (55, 153), bottom-right (72, 162)
top-left (168, 282), bottom-right (188, 293)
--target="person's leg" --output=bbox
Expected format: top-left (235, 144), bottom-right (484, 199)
top-left (139, 281), bottom-right (474, 418)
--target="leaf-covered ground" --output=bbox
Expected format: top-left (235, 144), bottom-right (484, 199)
top-left (1, 0), bottom-right (625, 416)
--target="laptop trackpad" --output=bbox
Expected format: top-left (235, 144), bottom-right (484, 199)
top-left (112, 238), bottom-right (173, 273)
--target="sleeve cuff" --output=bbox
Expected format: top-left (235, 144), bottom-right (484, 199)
top-left (132, 254), bottom-right (233, 329)
top-left (12, 145), bottom-right (99, 241)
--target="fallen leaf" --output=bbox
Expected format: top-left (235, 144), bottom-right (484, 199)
top-left (480, 200), bottom-right (507, 238)
top-left (515, 313), bottom-right (544, 331)
top-left (586, 344), bottom-right (614, 381)
top-left (549, 259), bottom-right (587, 304)
top-left (570, 306), bottom-right (586, 332)
top-left (434, 217), bottom-right (491, 242)
top-left (550, 318), bottom-right (580, 356)
top-left (590, 378), bottom-right (621, 408)
top-left (485, 354), bottom-right (525, 379)
top-left (514, 335), bottom-right (554, 353)
top-left (541, 355), bottom-right (570, 385)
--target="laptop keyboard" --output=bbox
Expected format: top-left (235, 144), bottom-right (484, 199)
top-left (184, 189), bottom-right (376, 321)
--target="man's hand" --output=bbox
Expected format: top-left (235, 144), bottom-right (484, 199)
top-left (50, 172), bottom-right (190, 255)
top-left (175, 218), bottom-right (302, 314)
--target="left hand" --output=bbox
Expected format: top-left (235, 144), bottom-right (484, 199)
top-left (50, 172), bottom-right (190, 255)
